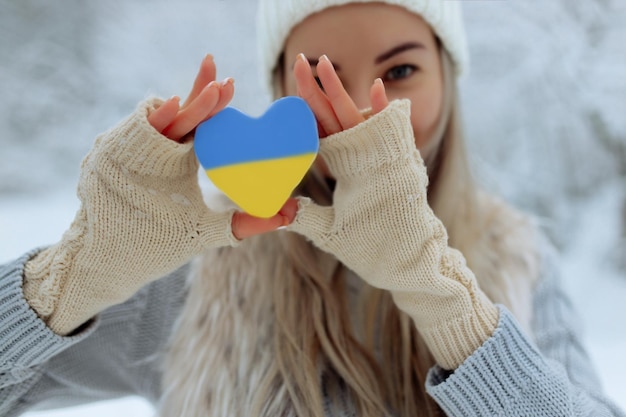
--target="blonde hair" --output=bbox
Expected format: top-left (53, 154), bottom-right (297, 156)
top-left (161, 36), bottom-right (539, 417)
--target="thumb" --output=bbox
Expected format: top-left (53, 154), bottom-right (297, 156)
top-left (231, 197), bottom-right (301, 239)
top-left (198, 207), bottom-right (287, 248)
top-left (198, 199), bottom-right (296, 247)
top-left (287, 197), bottom-right (335, 248)
top-left (231, 209), bottom-right (290, 240)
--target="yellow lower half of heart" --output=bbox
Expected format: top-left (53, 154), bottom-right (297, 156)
top-left (205, 153), bottom-right (317, 218)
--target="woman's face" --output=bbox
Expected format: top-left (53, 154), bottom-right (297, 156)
top-left (282, 3), bottom-right (444, 161)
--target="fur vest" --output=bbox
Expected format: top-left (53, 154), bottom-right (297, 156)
top-left (158, 193), bottom-right (539, 416)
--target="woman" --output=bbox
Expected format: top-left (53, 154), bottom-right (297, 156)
top-left (0, 0), bottom-right (623, 416)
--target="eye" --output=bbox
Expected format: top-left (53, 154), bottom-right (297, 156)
top-left (384, 64), bottom-right (417, 81)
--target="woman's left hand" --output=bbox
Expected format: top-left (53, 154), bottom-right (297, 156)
top-left (293, 53), bottom-right (389, 137)
top-left (288, 53), bottom-right (499, 371)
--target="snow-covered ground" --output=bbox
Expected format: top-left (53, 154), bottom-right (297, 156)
top-left (1, 0), bottom-right (624, 415)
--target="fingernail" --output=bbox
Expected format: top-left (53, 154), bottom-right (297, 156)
top-left (169, 95), bottom-right (180, 102)
top-left (207, 80), bottom-right (218, 89)
top-left (204, 53), bottom-right (214, 61)
top-left (319, 54), bottom-right (329, 62)
top-left (297, 53), bottom-right (307, 62)
top-left (375, 78), bottom-right (383, 86)
top-left (221, 77), bottom-right (234, 86)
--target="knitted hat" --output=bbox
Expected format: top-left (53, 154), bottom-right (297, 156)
top-left (256, 0), bottom-right (469, 94)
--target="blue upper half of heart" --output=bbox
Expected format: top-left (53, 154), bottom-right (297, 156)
top-left (194, 96), bottom-right (319, 169)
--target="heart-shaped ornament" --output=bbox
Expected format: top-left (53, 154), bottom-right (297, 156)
top-left (194, 96), bottom-right (319, 218)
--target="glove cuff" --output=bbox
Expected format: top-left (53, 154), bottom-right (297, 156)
top-left (319, 99), bottom-right (418, 178)
top-left (95, 98), bottom-right (198, 178)
top-left (416, 290), bottom-right (499, 370)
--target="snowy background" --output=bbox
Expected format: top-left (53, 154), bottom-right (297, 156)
top-left (0, 0), bottom-right (624, 415)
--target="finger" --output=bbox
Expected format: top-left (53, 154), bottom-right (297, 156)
top-left (204, 77), bottom-right (235, 120)
top-left (231, 197), bottom-right (298, 240)
top-left (316, 120), bottom-right (329, 139)
top-left (231, 211), bottom-right (289, 240)
top-left (182, 54), bottom-right (217, 109)
top-left (370, 78), bottom-right (389, 115)
top-left (297, 85), bottom-right (329, 138)
top-left (278, 197), bottom-right (299, 224)
top-left (162, 81), bottom-right (220, 141)
top-left (147, 96), bottom-right (180, 134)
top-left (316, 55), bottom-right (363, 130)
top-left (293, 53), bottom-right (342, 136)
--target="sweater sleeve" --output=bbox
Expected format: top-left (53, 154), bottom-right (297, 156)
top-left (0, 250), bottom-right (188, 416)
top-left (425, 240), bottom-right (625, 416)
top-left (1, 250), bottom-right (97, 415)
top-left (23, 97), bottom-right (237, 336)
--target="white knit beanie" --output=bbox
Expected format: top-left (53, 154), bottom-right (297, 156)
top-left (256, 0), bottom-right (469, 94)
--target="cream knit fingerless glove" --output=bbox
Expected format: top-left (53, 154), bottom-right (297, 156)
top-left (23, 98), bottom-right (239, 335)
top-left (288, 99), bottom-right (499, 370)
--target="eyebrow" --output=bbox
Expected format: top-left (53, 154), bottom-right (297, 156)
top-left (374, 41), bottom-right (426, 64)
top-left (299, 41), bottom-right (425, 71)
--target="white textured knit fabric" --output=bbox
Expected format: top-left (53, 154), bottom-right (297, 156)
top-left (256, 0), bottom-right (469, 92)
top-left (2, 239), bottom-right (625, 414)
top-left (288, 99), bottom-right (499, 369)
top-left (23, 98), bottom-right (240, 335)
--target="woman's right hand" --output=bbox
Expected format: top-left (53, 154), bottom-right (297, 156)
top-left (146, 55), bottom-right (292, 239)
top-left (147, 54), bottom-right (234, 143)
top-left (22, 55), bottom-right (292, 335)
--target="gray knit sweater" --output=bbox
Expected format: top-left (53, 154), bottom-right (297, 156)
top-left (0, 245), bottom-right (624, 416)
